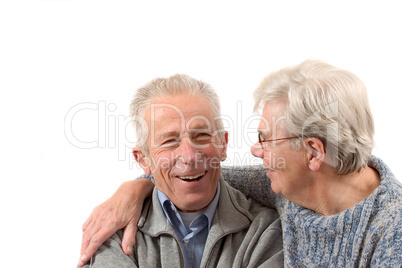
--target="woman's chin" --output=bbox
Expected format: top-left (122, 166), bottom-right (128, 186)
top-left (267, 171), bottom-right (282, 195)
top-left (266, 170), bottom-right (274, 178)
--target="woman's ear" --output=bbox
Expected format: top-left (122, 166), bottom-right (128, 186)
top-left (132, 147), bottom-right (152, 175)
top-left (304, 137), bottom-right (326, 172)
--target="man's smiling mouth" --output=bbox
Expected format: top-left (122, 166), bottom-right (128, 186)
top-left (177, 171), bottom-right (206, 181)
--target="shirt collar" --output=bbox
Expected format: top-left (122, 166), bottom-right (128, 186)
top-left (157, 182), bottom-right (220, 230)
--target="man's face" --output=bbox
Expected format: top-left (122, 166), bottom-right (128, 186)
top-left (135, 94), bottom-right (227, 212)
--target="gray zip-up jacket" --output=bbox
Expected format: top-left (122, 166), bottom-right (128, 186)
top-left (84, 178), bottom-right (283, 267)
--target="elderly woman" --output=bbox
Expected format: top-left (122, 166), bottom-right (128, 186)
top-left (78, 60), bottom-right (401, 267)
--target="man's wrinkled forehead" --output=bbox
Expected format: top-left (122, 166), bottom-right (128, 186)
top-left (143, 97), bottom-right (216, 133)
top-left (157, 121), bottom-right (212, 137)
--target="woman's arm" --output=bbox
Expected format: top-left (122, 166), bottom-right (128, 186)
top-left (78, 178), bottom-right (154, 267)
top-left (221, 165), bottom-right (278, 208)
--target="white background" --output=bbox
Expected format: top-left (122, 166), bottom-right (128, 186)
top-left (1, 1), bottom-right (401, 267)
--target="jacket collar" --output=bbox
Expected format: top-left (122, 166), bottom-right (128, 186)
top-left (138, 177), bottom-right (253, 238)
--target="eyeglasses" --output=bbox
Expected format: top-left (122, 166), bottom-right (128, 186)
top-left (258, 132), bottom-right (299, 149)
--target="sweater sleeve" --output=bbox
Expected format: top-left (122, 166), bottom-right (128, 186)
top-left (220, 165), bottom-right (279, 209)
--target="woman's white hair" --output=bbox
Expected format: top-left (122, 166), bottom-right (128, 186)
top-left (130, 74), bottom-right (224, 152)
top-left (254, 59), bottom-right (375, 174)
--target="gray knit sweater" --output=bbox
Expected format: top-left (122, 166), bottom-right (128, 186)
top-left (221, 155), bottom-right (402, 267)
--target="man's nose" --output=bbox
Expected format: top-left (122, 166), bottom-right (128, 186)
top-left (176, 138), bottom-right (197, 164)
top-left (251, 142), bottom-right (264, 159)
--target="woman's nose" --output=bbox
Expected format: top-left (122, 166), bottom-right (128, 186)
top-left (251, 142), bottom-right (264, 158)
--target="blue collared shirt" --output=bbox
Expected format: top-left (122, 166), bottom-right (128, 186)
top-left (157, 183), bottom-right (220, 268)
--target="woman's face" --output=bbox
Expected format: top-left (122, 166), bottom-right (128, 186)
top-left (251, 101), bottom-right (310, 200)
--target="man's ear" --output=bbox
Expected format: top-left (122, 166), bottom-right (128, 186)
top-left (304, 137), bottom-right (325, 172)
top-left (220, 131), bottom-right (229, 161)
top-left (132, 147), bottom-right (152, 175)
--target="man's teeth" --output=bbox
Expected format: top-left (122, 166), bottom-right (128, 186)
top-left (178, 172), bottom-right (205, 180)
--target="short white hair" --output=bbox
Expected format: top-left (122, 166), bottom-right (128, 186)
top-left (254, 59), bottom-right (375, 174)
top-left (130, 74), bottom-right (224, 152)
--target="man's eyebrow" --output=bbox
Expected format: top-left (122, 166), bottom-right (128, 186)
top-left (188, 122), bottom-right (211, 130)
top-left (159, 131), bottom-right (180, 139)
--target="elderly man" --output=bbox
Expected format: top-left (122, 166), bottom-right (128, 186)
top-left (79, 74), bottom-right (283, 267)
